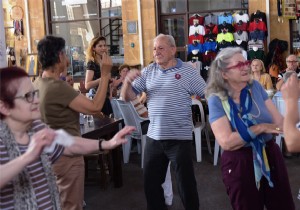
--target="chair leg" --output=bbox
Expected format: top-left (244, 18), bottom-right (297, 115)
top-left (141, 135), bottom-right (146, 168)
top-left (205, 128), bottom-right (212, 155)
top-left (122, 136), bottom-right (132, 163)
top-left (214, 140), bottom-right (220, 166)
top-left (194, 127), bottom-right (202, 162)
top-left (137, 140), bottom-right (141, 154)
top-left (98, 154), bottom-right (108, 189)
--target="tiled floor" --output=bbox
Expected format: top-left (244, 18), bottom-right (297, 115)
top-left (84, 146), bottom-right (300, 210)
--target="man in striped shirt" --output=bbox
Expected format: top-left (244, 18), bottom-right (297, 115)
top-left (121, 34), bottom-right (206, 210)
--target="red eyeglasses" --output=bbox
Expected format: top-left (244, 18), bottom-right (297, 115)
top-left (225, 60), bottom-right (251, 71)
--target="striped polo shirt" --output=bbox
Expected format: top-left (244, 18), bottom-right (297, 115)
top-left (0, 120), bottom-right (64, 209)
top-left (132, 59), bottom-right (206, 140)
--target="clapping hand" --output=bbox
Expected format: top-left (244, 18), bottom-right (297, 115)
top-left (24, 128), bottom-right (56, 163)
top-left (125, 69), bottom-right (141, 84)
top-left (103, 126), bottom-right (136, 150)
top-left (281, 74), bottom-right (300, 102)
top-left (100, 52), bottom-right (113, 77)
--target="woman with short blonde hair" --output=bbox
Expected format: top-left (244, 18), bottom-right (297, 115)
top-left (250, 59), bottom-right (273, 90)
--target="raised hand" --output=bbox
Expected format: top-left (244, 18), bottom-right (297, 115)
top-left (100, 52), bottom-right (113, 77)
top-left (281, 74), bottom-right (300, 102)
top-left (125, 69), bottom-right (141, 84)
top-left (103, 126), bottom-right (136, 149)
top-left (24, 128), bottom-right (56, 163)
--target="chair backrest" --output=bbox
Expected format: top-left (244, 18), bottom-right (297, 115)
top-left (192, 99), bottom-right (206, 125)
top-left (110, 98), bottom-right (123, 119)
top-left (273, 93), bottom-right (300, 116)
top-left (116, 99), bottom-right (148, 139)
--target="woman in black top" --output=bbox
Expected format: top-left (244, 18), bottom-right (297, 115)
top-left (85, 36), bottom-right (113, 116)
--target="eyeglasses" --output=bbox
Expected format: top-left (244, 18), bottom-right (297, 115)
top-left (225, 60), bottom-right (251, 71)
top-left (286, 60), bottom-right (298, 63)
top-left (14, 90), bottom-right (39, 103)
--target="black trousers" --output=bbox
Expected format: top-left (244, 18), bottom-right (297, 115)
top-left (102, 97), bottom-right (113, 116)
top-left (143, 137), bottom-right (199, 210)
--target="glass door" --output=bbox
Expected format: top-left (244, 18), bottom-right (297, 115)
top-left (290, 20), bottom-right (300, 59)
top-left (160, 15), bottom-right (187, 61)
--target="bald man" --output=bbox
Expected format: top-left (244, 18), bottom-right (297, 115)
top-left (276, 54), bottom-right (300, 90)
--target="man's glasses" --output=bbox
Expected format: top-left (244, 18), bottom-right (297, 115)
top-left (286, 60), bottom-right (298, 63)
top-left (14, 90), bottom-right (39, 103)
top-left (225, 60), bottom-right (251, 71)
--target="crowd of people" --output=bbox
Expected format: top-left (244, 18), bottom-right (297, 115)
top-left (0, 33), bottom-right (299, 210)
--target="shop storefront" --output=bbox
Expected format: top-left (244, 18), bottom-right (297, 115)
top-left (2, 0), bottom-right (124, 79)
top-left (1, 0), bottom-right (299, 76)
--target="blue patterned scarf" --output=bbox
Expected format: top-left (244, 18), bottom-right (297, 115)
top-left (221, 84), bottom-right (274, 189)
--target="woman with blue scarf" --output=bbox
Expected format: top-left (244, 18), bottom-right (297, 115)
top-left (206, 47), bottom-right (295, 210)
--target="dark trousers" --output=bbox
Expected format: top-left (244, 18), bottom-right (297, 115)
top-left (221, 140), bottom-right (295, 210)
top-left (102, 97), bottom-right (113, 116)
top-left (144, 137), bottom-right (199, 210)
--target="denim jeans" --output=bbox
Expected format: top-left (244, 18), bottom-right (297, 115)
top-left (143, 137), bottom-right (199, 210)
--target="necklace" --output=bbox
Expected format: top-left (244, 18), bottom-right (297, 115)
top-left (249, 97), bottom-right (261, 118)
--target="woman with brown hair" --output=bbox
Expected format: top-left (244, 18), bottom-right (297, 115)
top-left (85, 36), bottom-right (113, 116)
top-left (111, 64), bottom-right (130, 98)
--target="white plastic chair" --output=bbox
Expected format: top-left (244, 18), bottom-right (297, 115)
top-left (213, 140), bottom-right (223, 166)
top-left (110, 98), bottom-right (123, 120)
top-left (111, 98), bottom-right (134, 164)
top-left (272, 94), bottom-right (285, 151)
top-left (116, 99), bottom-right (149, 168)
top-left (272, 93), bottom-right (300, 151)
top-left (192, 99), bottom-right (212, 162)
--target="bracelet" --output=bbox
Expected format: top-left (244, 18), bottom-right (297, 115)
top-left (99, 139), bottom-right (104, 151)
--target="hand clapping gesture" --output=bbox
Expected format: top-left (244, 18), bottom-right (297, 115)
top-left (100, 52), bottom-right (113, 77)
top-left (281, 73), bottom-right (300, 102)
top-left (24, 128), bottom-right (56, 163)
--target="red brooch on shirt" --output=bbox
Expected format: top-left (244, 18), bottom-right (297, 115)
top-left (175, 73), bottom-right (181, 80)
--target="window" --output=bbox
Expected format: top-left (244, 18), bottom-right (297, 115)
top-left (160, 0), bottom-right (186, 14)
top-left (188, 0), bottom-right (242, 12)
top-left (46, 0), bottom-right (123, 79)
top-left (290, 20), bottom-right (300, 55)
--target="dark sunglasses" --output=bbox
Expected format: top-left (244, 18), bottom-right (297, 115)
top-left (14, 89), bottom-right (39, 103)
top-left (225, 60), bottom-right (251, 71)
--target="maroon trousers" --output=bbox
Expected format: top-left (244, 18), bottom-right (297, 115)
top-left (221, 140), bottom-right (295, 210)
